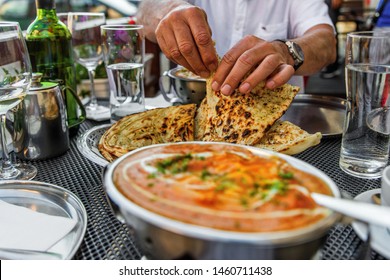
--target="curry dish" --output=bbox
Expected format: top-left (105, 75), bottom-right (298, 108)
top-left (113, 143), bottom-right (332, 232)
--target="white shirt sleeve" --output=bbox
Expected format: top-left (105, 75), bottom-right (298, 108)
top-left (287, 0), bottom-right (335, 37)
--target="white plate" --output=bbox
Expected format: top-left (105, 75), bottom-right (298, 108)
top-left (0, 180), bottom-right (87, 260)
top-left (77, 124), bottom-right (111, 167)
top-left (352, 189), bottom-right (390, 259)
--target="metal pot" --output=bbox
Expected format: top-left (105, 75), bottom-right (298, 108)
top-left (159, 67), bottom-right (206, 105)
top-left (103, 142), bottom-right (341, 260)
top-left (13, 73), bottom-right (70, 160)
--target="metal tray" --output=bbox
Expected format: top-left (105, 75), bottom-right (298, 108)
top-left (0, 180), bottom-right (87, 259)
top-left (280, 94), bottom-right (346, 137)
top-left (77, 124), bottom-right (111, 167)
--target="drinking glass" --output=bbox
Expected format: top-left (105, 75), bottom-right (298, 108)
top-left (57, 12), bottom-right (69, 26)
top-left (340, 31), bottom-right (390, 178)
top-left (0, 22), bottom-right (37, 180)
top-left (68, 12), bottom-right (109, 120)
top-left (101, 24), bottom-right (145, 123)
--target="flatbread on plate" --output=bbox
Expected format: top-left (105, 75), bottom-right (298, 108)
top-left (99, 104), bottom-right (196, 162)
top-left (255, 120), bottom-right (322, 155)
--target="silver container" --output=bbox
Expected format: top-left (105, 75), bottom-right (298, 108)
top-left (13, 73), bottom-right (69, 160)
top-left (103, 142), bottom-right (341, 260)
top-left (0, 180), bottom-right (87, 260)
top-left (159, 67), bottom-right (206, 105)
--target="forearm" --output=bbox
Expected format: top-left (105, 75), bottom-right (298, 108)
top-left (292, 24), bottom-right (337, 75)
top-left (137, 0), bottom-right (191, 42)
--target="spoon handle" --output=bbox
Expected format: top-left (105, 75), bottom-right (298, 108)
top-left (312, 193), bottom-right (390, 228)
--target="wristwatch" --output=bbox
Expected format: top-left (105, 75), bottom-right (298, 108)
top-left (275, 39), bottom-right (305, 71)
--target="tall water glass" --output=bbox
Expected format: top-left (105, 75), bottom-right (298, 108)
top-left (0, 22), bottom-right (37, 180)
top-left (101, 25), bottom-right (145, 123)
top-left (340, 31), bottom-right (390, 178)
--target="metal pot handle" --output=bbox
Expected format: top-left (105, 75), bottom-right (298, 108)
top-left (159, 71), bottom-right (184, 105)
top-left (61, 85), bottom-right (86, 128)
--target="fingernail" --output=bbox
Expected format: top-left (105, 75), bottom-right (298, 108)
top-left (221, 84), bottom-right (232, 95)
top-left (267, 80), bottom-right (276, 89)
top-left (212, 81), bottom-right (220, 91)
top-left (240, 82), bottom-right (250, 93)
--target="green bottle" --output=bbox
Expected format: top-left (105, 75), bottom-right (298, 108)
top-left (26, 0), bottom-right (85, 137)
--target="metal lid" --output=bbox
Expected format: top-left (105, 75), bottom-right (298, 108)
top-left (29, 73), bottom-right (58, 91)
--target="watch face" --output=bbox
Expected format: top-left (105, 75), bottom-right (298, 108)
top-left (292, 42), bottom-right (304, 61)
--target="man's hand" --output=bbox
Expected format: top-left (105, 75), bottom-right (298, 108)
top-left (155, 5), bottom-right (218, 78)
top-left (211, 35), bottom-right (295, 95)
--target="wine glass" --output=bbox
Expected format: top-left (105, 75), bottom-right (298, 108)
top-left (0, 22), bottom-right (37, 180)
top-left (67, 12), bottom-right (109, 120)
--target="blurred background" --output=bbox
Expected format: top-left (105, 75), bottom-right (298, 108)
top-left (0, 0), bottom-right (162, 99)
top-left (0, 0), bottom-right (140, 30)
top-left (0, 0), bottom-right (383, 99)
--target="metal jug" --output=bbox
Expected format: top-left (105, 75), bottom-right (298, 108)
top-left (13, 73), bottom-right (70, 160)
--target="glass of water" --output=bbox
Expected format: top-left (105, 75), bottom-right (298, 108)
top-left (340, 31), bottom-right (390, 178)
top-left (101, 24), bottom-right (145, 123)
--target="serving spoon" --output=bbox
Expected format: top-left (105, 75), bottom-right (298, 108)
top-left (311, 193), bottom-right (390, 229)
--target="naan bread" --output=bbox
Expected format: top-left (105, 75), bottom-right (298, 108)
top-left (99, 67), bottom-right (320, 162)
top-left (197, 76), bottom-right (300, 145)
top-left (99, 104), bottom-right (196, 161)
top-left (194, 97), bottom-right (209, 140)
top-left (255, 120), bottom-right (322, 155)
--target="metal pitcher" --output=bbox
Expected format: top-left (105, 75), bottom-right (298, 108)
top-left (12, 73), bottom-right (70, 160)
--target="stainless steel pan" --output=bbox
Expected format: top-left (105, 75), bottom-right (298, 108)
top-left (103, 142), bottom-right (341, 260)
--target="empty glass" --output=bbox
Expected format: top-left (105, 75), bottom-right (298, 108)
top-left (68, 12), bottom-right (109, 120)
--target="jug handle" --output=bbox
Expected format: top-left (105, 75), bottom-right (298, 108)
top-left (61, 85), bottom-right (86, 128)
top-left (159, 71), bottom-right (184, 105)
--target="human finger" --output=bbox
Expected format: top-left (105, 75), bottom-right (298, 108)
top-left (156, 26), bottom-right (197, 74)
top-left (173, 19), bottom-right (211, 77)
top-left (212, 36), bottom-right (262, 95)
top-left (238, 53), bottom-right (285, 94)
top-left (265, 64), bottom-right (295, 89)
top-left (186, 11), bottom-right (218, 73)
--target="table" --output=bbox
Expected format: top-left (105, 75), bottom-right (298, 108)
top-left (27, 118), bottom-right (387, 260)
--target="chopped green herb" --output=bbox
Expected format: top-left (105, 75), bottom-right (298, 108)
top-left (240, 197), bottom-right (248, 207)
top-left (249, 189), bottom-right (258, 197)
top-left (265, 180), bottom-right (287, 193)
top-left (147, 183), bottom-right (154, 188)
top-left (155, 153), bottom-right (193, 175)
top-left (201, 169), bottom-right (212, 180)
top-left (215, 178), bottom-right (236, 191)
top-left (279, 171), bottom-right (294, 179)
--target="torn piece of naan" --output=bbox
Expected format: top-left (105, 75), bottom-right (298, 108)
top-left (196, 76), bottom-right (300, 145)
top-left (255, 120), bottom-right (322, 155)
top-left (99, 104), bottom-right (196, 162)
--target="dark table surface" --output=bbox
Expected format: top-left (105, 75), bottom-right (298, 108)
top-left (27, 119), bottom-right (387, 260)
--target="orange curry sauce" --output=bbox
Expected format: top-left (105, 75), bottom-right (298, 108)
top-left (114, 144), bottom-right (332, 232)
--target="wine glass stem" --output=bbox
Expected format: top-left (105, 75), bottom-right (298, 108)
top-left (88, 69), bottom-right (98, 108)
top-left (0, 114), bottom-right (19, 179)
